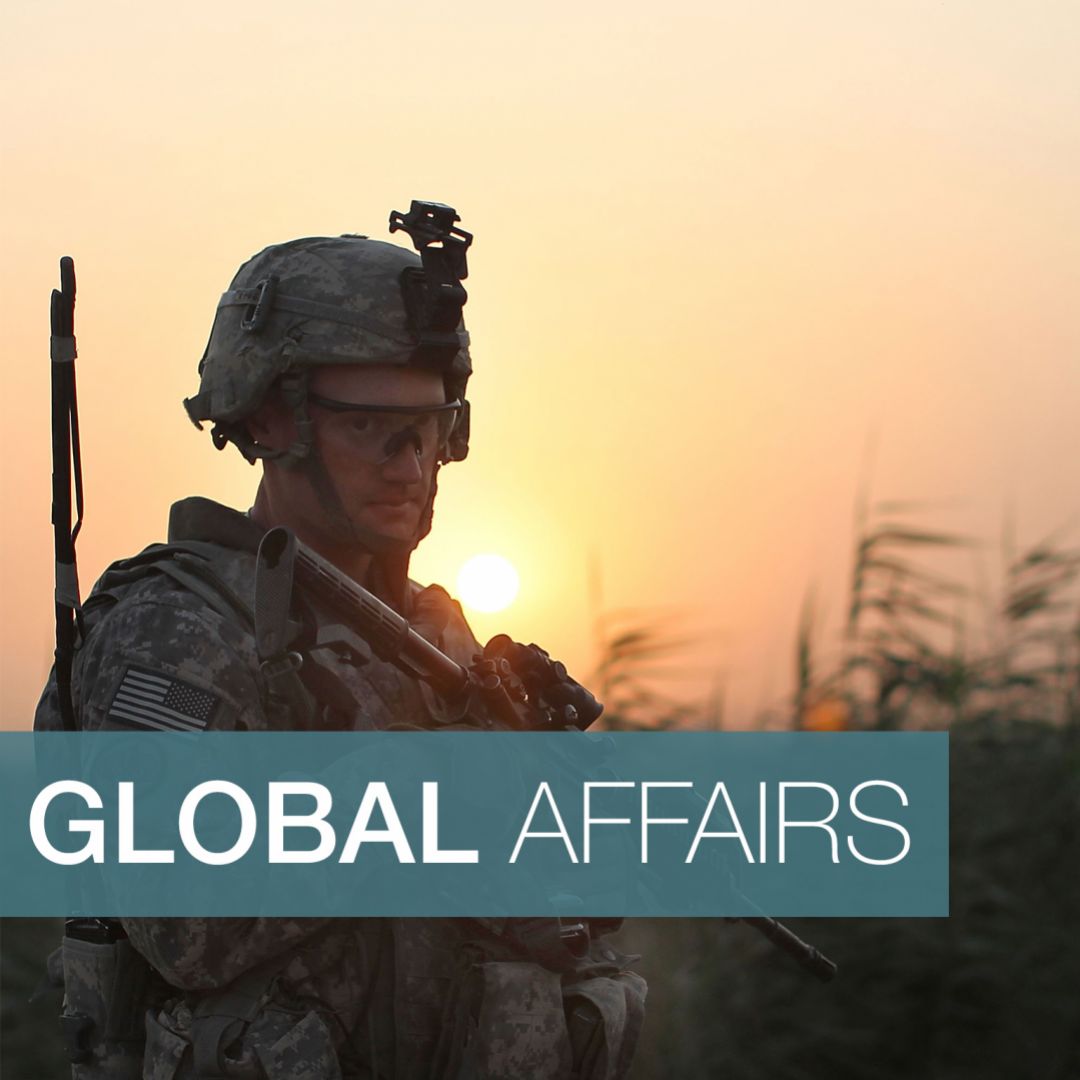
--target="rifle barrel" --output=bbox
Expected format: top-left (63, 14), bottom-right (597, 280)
top-left (742, 915), bottom-right (837, 983)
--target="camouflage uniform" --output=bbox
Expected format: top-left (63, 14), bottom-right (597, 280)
top-left (36, 209), bottom-right (645, 1078)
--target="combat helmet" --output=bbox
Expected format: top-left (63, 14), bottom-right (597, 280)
top-left (184, 201), bottom-right (473, 467)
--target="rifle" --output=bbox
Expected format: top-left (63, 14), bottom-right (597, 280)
top-left (255, 527), bottom-right (837, 983)
top-left (255, 526), bottom-right (600, 732)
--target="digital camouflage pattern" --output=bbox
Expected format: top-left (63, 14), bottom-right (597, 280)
top-left (35, 497), bottom-right (645, 1078)
top-left (183, 236), bottom-right (472, 465)
top-left (442, 962), bottom-right (573, 1078)
top-left (58, 934), bottom-right (163, 1080)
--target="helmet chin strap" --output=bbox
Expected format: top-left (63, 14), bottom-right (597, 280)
top-left (296, 436), bottom-right (439, 596)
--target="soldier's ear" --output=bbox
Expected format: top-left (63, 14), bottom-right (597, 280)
top-left (246, 389), bottom-right (296, 453)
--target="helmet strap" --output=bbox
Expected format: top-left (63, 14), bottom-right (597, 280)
top-left (294, 429), bottom-right (421, 565)
top-left (277, 370), bottom-right (315, 467)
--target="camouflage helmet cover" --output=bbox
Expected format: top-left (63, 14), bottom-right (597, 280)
top-left (184, 230), bottom-right (472, 463)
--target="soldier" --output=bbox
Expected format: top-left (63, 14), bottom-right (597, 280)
top-left (35, 203), bottom-right (646, 1079)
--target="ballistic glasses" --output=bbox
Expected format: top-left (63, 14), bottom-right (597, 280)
top-left (306, 393), bottom-right (463, 465)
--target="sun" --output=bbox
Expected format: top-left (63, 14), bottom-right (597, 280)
top-left (457, 554), bottom-right (520, 613)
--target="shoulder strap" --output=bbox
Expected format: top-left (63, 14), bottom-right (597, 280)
top-left (160, 544), bottom-right (256, 631)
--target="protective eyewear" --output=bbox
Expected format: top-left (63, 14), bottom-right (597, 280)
top-left (306, 393), bottom-right (463, 465)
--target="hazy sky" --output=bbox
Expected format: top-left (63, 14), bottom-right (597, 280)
top-left (2, 1), bottom-right (1078, 729)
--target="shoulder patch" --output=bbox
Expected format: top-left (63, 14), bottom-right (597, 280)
top-left (106, 666), bottom-right (219, 733)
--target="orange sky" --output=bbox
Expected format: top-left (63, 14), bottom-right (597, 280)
top-left (2, 2), bottom-right (1078, 729)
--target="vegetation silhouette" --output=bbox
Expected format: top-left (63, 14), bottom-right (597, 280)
top-left (613, 503), bottom-right (1079, 1078)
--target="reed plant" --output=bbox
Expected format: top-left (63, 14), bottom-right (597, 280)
top-left (796, 501), bottom-right (1080, 731)
top-left (599, 501), bottom-right (1080, 1078)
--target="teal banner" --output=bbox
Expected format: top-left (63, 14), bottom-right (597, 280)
top-left (0, 732), bottom-right (948, 917)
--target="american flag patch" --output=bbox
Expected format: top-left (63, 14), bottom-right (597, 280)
top-left (107, 667), bottom-right (218, 733)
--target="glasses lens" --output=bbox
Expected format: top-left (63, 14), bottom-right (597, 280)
top-left (337, 405), bottom-right (459, 463)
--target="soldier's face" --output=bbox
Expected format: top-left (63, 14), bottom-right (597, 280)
top-left (308, 364), bottom-right (446, 543)
top-left (255, 364), bottom-right (446, 547)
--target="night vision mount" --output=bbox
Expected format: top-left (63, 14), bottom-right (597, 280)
top-left (389, 200), bottom-right (472, 369)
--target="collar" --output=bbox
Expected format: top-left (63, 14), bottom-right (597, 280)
top-left (168, 496), bottom-right (264, 552)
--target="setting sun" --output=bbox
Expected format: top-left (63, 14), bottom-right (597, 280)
top-left (457, 554), bottom-right (520, 614)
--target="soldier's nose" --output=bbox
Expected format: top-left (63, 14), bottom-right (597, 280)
top-left (379, 436), bottom-right (425, 482)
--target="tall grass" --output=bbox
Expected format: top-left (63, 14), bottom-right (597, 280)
top-left (620, 715), bottom-right (1080, 1079)
top-left (590, 500), bottom-right (1079, 733)
top-left (812, 502), bottom-right (1080, 731)
top-left (589, 500), bottom-right (1080, 1079)
top-left (588, 553), bottom-right (724, 730)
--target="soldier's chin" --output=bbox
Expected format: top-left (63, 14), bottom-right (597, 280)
top-left (356, 504), bottom-right (420, 542)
